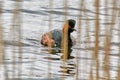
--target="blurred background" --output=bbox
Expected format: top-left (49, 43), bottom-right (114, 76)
top-left (0, 0), bottom-right (120, 80)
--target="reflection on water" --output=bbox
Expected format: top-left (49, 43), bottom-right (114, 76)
top-left (41, 46), bottom-right (76, 77)
top-left (0, 0), bottom-right (120, 80)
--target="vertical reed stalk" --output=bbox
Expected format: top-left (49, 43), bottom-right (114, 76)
top-left (117, 20), bottom-right (120, 79)
top-left (47, 0), bottom-right (53, 79)
top-left (94, 0), bottom-right (100, 79)
top-left (47, 0), bottom-right (53, 49)
top-left (86, 21), bottom-right (93, 80)
top-left (11, 0), bottom-right (22, 79)
top-left (82, 2), bottom-right (92, 79)
top-left (61, 0), bottom-right (68, 79)
top-left (103, 0), bottom-right (117, 79)
top-left (61, 0), bottom-right (68, 61)
top-left (89, 67), bottom-right (94, 80)
top-left (117, 66), bottom-right (120, 80)
top-left (62, 21), bottom-right (69, 61)
top-left (17, 0), bottom-right (22, 79)
top-left (85, 13), bottom-right (93, 80)
top-left (63, 0), bottom-right (68, 20)
top-left (0, 0), bottom-right (4, 65)
top-left (103, 30), bottom-right (111, 80)
top-left (103, 0), bottom-right (110, 80)
top-left (0, 1), bottom-right (9, 80)
top-left (76, 0), bottom-right (84, 79)
top-left (116, 3), bottom-right (120, 80)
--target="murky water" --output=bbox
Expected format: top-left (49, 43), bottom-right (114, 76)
top-left (1, 0), bottom-right (120, 80)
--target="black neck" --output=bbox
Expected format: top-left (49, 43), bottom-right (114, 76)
top-left (68, 32), bottom-right (73, 46)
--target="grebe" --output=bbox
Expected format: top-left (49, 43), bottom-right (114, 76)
top-left (41, 19), bottom-right (76, 48)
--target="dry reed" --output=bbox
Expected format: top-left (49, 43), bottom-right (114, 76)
top-left (0, 1), bottom-right (9, 80)
top-left (11, 0), bottom-right (23, 79)
top-left (75, 0), bottom-right (84, 79)
top-left (116, 1), bottom-right (120, 80)
top-left (61, 0), bottom-right (68, 80)
top-left (0, 0), bottom-right (4, 65)
top-left (1, 0), bottom-right (120, 80)
top-left (61, 0), bottom-right (68, 60)
top-left (103, 0), bottom-right (117, 79)
top-left (47, 0), bottom-right (53, 79)
top-left (93, 0), bottom-right (100, 79)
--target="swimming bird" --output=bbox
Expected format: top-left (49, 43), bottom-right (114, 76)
top-left (41, 19), bottom-right (76, 48)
